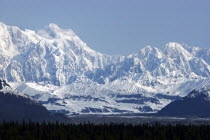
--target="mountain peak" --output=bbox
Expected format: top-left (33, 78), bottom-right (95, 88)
top-left (37, 23), bottom-right (76, 39)
top-left (0, 22), bottom-right (20, 31)
top-left (137, 45), bottom-right (153, 56)
top-left (166, 42), bottom-right (182, 48)
top-left (48, 23), bottom-right (60, 30)
top-left (0, 22), bottom-right (6, 28)
top-left (164, 42), bottom-right (193, 60)
top-left (165, 42), bottom-right (188, 53)
top-left (141, 45), bottom-right (152, 52)
top-left (0, 22), bottom-right (8, 33)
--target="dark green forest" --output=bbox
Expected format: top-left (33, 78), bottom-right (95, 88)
top-left (0, 122), bottom-right (210, 140)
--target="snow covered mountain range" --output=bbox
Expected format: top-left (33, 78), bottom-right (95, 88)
top-left (0, 22), bottom-right (209, 114)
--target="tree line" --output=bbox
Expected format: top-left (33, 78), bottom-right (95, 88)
top-left (0, 121), bottom-right (210, 140)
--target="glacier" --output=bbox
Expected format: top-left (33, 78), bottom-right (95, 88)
top-left (0, 22), bottom-right (209, 115)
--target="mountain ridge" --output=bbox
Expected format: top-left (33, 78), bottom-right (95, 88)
top-left (158, 84), bottom-right (210, 117)
top-left (0, 78), bottom-right (60, 121)
top-left (0, 22), bottom-right (209, 114)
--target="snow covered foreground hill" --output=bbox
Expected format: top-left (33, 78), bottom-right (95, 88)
top-left (159, 83), bottom-right (210, 117)
top-left (0, 22), bottom-right (210, 114)
top-left (0, 78), bottom-right (54, 121)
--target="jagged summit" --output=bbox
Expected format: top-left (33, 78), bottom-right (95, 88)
top-left (0, 22), bottom-right (121, 85)
top-left (37, 23), bottom-right (76, 39)
top-left (0, 22), bottom-right (209, 114)
top-left (1, 23), bottom-right (208, 84)
top-left (0, 22), bottom-right (6, 29)
top-left (48, 23), bottom-right (60, 30)
top-left (164, 42), bottom-right (193, 60)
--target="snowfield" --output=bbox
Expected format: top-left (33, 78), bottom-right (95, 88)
top-left (0, 22), bottom-right (209, 114)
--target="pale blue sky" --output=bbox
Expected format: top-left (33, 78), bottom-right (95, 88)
top-left (0, 0), bottom-right (209, 55)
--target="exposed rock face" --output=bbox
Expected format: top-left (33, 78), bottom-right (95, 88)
top-left (0, 78), bottom-right (10, 90)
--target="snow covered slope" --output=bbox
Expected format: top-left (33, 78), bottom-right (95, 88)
top-left (159, 82), bottom-right (210, 117)
top-left (0, 22), bottom-right (122, 85)
top-left (0, 79), bottom-right (55, 121)
top-left (0, 22), bottom-right (209, 114)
